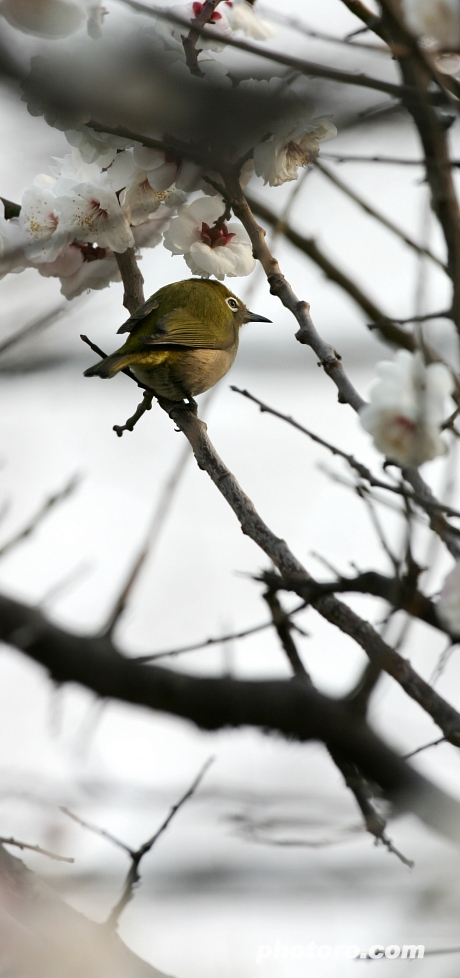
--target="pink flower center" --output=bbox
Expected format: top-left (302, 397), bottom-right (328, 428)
top-left (394, 415), bottom-right (417, 433)
top-left (192, 2), bottom-right (222, 20)
top-left (89, 199), bottom-right (109, 220)
top-left (200, 221), bottom-right (236, 248)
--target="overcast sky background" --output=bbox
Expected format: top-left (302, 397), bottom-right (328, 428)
top-left (1, 1), bottom-right (460, 975)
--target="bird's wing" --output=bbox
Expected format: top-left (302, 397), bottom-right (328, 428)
top-left (117, 297), bottom-right (160, 333)
top-left (141, 307), bottom-right (235, 350)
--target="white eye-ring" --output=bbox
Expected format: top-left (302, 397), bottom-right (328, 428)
top-left (226, 297), bottom-right (239, 311)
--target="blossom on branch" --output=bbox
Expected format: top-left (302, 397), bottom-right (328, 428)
top-left (438, 563), bottom-right (460, 636)
top-left (19, 184), bottom-right (70, 262)
top-left (253, 106), bottom-right (337, 187)
top-left (65, 126), bottom-right (134, 167)
top-left (163, 196), bottom-right (255, 279)
top-left (224, 1), bottom-right (275, 40)
top-left (359, 351), bottom-right (453, 468)
top-left (402, 0), bottom-right (460, 48)
top-left (57, 183), bottom-right (134, 252)
top-left (58, 253), bottom-right (121, 298)
top-left (120, 172), bottom-right (185, 227)
top-left (158, 2), bottom-right (232, 50)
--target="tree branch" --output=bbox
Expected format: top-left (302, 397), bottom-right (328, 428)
top-left (3, 590), bottom-right (460, 843)
top-left (114, 249), bottom-right (145, 315)
top-left (224, 179), bottom-right (366, 411)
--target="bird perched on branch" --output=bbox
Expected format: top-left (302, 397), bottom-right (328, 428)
top-left (84, 278), bottom-right (271, 402)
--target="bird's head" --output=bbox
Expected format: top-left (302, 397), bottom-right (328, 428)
top-left (199, 279), bottom-right (272, 330)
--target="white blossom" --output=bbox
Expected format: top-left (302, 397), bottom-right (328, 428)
top-left (402, 0), bottom-right (460, 47)
top-left (57, 183), bottom-right (134, 252)
top-left (254, 110), bottom-right (337, 187)
top-left (163, 196), bottom-right (255, 279)
top-left (34, 242), bottom-right (84, 280)
top-left (157, 2), bottom-right (232, 51)
top-left (132, 144), bottom-right (205, 193)
top-left (359, 350), bottom-right (454, 468)
top-left (120, 172), bottom-right (185, 226)
top-left (59, 254), bottom-right (121, 299)
top-left (224, 0), bottom-right (275, 40)
top-left (438, 563), bottom-right (460, 635)
top-left (19, 185), bottom-right (70, 262)
top-left (65, 126), bottom-right (133, 167)
top-left (132, 207), bottom-right (174, 249)
top-left (0, 0), bottom-right (86, 37)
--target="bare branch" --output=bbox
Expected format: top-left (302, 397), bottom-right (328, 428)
top-left (378, 0), bottom-right (460, 331)
top-left (114, 249), bottom-right (145, 315)
top-left (0, 838), bottom-right (74, 863)
top-left (403, 737), bottom-right (446, 759)
top-left (263, 590), bottom-right (310, 679)
top-left (315, 160), bottom-right (448, 272)
top-left (113, 391), bottom-right (154, 438)
top-left (0, 303), bottom-right (68, 358)
top-left (0, 476), bottom-right (80, 560)
top-left (60, 807), bottom-right (131, 854)
top-left (224, 180), bottom-right (366, 411)
top-left (133, 613), bottom-right (303, 663)
top-left (116, 0), bottom-right (414, 100)
top-left (3, 588), bottom-right (460, 841)
top-left (102, 439), bottom-right (191, 635)
top-left (107, 756), bottom-right (214, 927)
top-left (231, 386), bottom-right (460, 518)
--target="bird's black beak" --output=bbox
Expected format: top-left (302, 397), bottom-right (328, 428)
top-left (244, 311), bottom-right (272, 323)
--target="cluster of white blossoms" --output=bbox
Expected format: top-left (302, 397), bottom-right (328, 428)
top-left (0, 0), bottom-right (339, 292)
top-left (360, 351), bottom-right (454, 468)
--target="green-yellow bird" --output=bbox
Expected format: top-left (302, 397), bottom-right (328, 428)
top-left (84, 278), bottom-right (271, 401)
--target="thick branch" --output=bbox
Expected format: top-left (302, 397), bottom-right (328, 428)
top-left (244, 193), bottom-right (419, 352)
top-left (2, 591), bottom-right (460, 843)
top-left (114, 249), bottom-right (145, 314)
top-left (379, 0), bottom-right (460, 331)
top-left (154, 405), bottom-right (460, 745)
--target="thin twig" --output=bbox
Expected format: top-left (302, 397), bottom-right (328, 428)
top-left (403, 737), bottom-right (446, 759)
top-left (106, 756), bottom-right (214, 927)
top-left (378, 0), bottom-right (460, 331)
top-left (60, 807), bottom-right (131, 853)
top-left (224, 179), bottom-right (366, 412)
top-left (263, 590), bottom-right (310, 679)
top-left (0, 476), bottom-right (80, 560)
top-left (102, 440), bottom-right (191, 635)
top-left (231, 386), bottom-right (460, 519)
top-left (133, 612), bottom-right (304, 663)
top-left (113, 391), bottom-right (154, 437)
top-left (116, 0), bottom-right (415, 100)
top-left (0, 303), bottom-right (68, 358)
top-left (316, 161), bottom-right (448, 272)
top-left (0, 836), bottom-right (74, 863)
top-left (265, 581), bottom-right (412, 865)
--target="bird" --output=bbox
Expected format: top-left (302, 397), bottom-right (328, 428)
top-left (84, 278), bottom-right (271, 402)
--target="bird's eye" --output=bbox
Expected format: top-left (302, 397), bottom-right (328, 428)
top-left (226, 297), bottom-right (239, 311)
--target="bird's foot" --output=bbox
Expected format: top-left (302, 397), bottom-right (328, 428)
top-left (186, 396), bottom-right (198, 414)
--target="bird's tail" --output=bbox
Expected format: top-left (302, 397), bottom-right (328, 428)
top-left (84, 353), bottom-right (138, 379)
